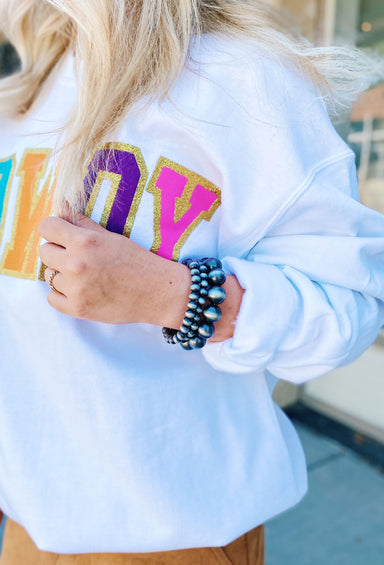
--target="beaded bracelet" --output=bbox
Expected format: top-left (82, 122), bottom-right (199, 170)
top-left (162, 258), bottom-right (226, 350)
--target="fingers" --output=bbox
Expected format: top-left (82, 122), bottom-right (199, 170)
top-left (40, 242), bottom-right (66, 271)
top-left (72, 213), bottom-right (107, 232)
top-left (39, 216), bottom-right (79, 247)
top-left (46, 285), bottom-right (69, 314)
top-left (44, 267), bottom-right (65, 296)
top-left (39, 214), bottom-right (107, 249)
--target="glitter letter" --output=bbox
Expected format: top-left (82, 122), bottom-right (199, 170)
top-left (147, 158), bottom-right (221, 261)
top-left (1, 149), bottom-right (54, 280)
top-left (84, 143), bottom-right (148, 237)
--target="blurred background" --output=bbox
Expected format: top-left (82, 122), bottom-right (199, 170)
top-left (0, 0), bottom-right (383, 563)
top-left (271, 0), bottom-right (384, 452)
top-left (268, 2), bottom-right (384, 563)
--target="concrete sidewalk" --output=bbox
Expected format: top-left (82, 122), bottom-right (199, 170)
top-left (265, 421), bottom-right (384, 565)
top-left (0, 420), bottom-right (383, 563)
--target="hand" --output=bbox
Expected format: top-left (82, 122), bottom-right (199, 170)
top-left (39, 214), bottom-right (191, 325)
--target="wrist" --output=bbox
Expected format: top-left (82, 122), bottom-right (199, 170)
top-left (137, 253), bottom-right (191, 328)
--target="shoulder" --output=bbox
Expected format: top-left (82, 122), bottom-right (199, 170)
top-left (162, 33), bottom-right (337, 154)
top-left (181, 34), bottom-right (326, 125)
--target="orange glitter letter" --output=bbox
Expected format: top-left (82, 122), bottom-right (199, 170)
top-left (0, 149), bottom-right (54, 280)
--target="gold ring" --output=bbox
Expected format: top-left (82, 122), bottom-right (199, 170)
top-left (48, 270), bottom-right (60, 293)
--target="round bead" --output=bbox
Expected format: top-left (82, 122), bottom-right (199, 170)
top-left (200, 288), bottom-right (208, 297)
top-left (180, 324), bottom-right (190, 334)
top-left (189, 292), bottom-right (199, 302)
top-left (207, 286), bottom-right (226, 304)
top-left (198, 297), bottom-right (206, 306)
top-left (189, 336), bottom-right (207, 349)
top-left (188, 261), bottom-right (199, 269)
top-left (203, 305), bottom-right (222, 323)
top-left (185, 309), bottom-right (196, 319)
top-left (182, 318), bottom-right (193, 327)
top-left (205, 258), bottom-right (222, 270)
top-left (187, 330), bottom-right (196, 339)
top-left (190, 268), bottom-right (200, 276)
top-left (187, 301), bottom-right (198, 311)
top-left (190, 322), bottom-right (199, 331)
top-left (208, 269), bottom-right (226, 286)
top-left (180, 341), bottom-right (193, 350)
top-left (194, 314), bottom-right (201, 322)
top-left (176, 331), bottom-right (188, 342)
top-left (199, 265), bottom-right (208, 273)
top-left (190, 283), bottom-right (200, 293)
top-left (200, 272), bottom-right (208, 279)
top-left (201, 280), bottom-right (209, 288)
top-left (196, 307), bottom-right (203, 314)
top-left (191, 275), bottom-right (201, 283)
top-left (198, 323), bottom-right (215, 339)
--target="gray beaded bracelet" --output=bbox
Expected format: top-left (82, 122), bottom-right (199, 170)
top-left (162, 258), bottom-right (226, 350)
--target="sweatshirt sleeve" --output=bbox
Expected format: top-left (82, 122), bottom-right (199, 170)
top-left (203, 153), bottom-right (384, 383)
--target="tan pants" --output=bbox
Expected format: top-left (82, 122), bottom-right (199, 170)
top-left (0, 519), bottom-right (264, 565)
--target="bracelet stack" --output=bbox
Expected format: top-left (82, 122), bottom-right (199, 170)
top-left (162, 258), bottom-right (226, 350)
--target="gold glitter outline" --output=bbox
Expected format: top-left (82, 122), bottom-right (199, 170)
top-left (147, 157), bottom-right (221, 261)
top-left (84, 142), bottom-right (148, 238)
top-left (0, 148), bottom-right (53, 280)
top-left (0, 155), bottom-right (16, 249)
top-left (85, 171), bottom-right (121, 229)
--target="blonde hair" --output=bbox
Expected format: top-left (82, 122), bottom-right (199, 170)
top-left (0, 0), bottom-right (383, 212)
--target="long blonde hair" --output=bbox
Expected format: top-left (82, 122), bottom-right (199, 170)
top-left (0, 0), bottom-right (383, 211)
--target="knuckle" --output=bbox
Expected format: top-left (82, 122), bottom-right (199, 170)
top-left (76, 231), bottom-right (99, 249)
top-left (69, 258), bottom-right (88, 275)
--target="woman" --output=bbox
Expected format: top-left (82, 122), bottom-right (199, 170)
top-left (0, 1), bottom-right (383, 563)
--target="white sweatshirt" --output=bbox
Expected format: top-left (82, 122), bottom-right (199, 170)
top-left (0, 36), bottom-right (383, 553)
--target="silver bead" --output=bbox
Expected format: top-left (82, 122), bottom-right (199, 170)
top-left (198, 323), bottom-right (214, 339)
top-left (208, 269), bottom-right (226, 286)
top-left (185, 309), bottom-right (195, 319)
top-left (189, 336), bottom-right (207, 349)
top-left (177, 331), bottom-right (188, 341)
top-left (205, 258), bottom-right (222, 270)
top-left (203, 305), bottom-right (222, 322)
top-left (187, 301), bottom-right (198, 310)
top-left (207, 286), bottom-right (226, 304)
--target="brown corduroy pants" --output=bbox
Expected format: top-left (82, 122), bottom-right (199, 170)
top-left (0, 519), bottom-right (264, 565)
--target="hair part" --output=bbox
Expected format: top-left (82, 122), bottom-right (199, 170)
top-left (1, 0), bottom-right (383, 212)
